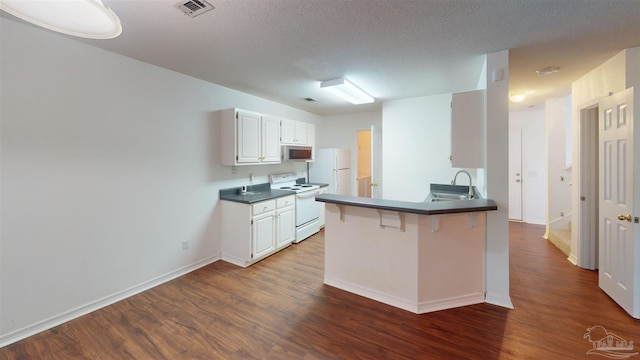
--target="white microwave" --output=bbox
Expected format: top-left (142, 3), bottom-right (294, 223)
top-left (283, 145), bottom-right (313, 161)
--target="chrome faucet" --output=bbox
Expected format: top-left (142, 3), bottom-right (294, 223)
top-left (451, 170), bottom-right (473, 198)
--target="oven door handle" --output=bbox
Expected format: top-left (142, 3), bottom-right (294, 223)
top-left (296, 189), bottom-right (320, 199)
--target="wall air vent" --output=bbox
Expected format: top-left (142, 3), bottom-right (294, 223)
top-left (175, 0), bottom-right (214, 18)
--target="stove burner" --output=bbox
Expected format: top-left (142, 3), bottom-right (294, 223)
top-left (271, 174), bottom-right (320, 194)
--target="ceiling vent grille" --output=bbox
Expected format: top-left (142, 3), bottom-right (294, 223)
top-left (175, 0), bottom-right (214, 18)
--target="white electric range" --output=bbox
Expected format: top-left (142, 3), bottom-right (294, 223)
top-left (270, 173), bottom-right (321, 243)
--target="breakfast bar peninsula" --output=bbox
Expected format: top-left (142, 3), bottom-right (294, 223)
top-left (315, 192), bottom-right (497, 314)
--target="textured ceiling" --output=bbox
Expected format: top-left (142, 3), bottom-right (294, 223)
top-left (4, 0), bottom-right (639, 116)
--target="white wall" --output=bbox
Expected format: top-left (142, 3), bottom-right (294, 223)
top-left (316, 111), bottom-right (382, 196)
top-left (483, 50), bottom-right (511, 309)
top-left (379, 51), bottom-right (511, 309)
top-left (0, 18), bottom-right (322, 345)
top-left (545, 97), bottom-right (572, 232)
top-left (381, 94), bottom-right (477, 202)
top-left (509, 108), bottom-right (547, 225)
top-left (569, 47), bottom-right (640, 267)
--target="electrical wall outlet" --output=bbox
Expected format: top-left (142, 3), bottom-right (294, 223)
top-left (182, 240), bottom-right (189, 250)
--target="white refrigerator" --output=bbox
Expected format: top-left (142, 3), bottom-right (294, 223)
top-left (309, 148), bottom-right (351, 195)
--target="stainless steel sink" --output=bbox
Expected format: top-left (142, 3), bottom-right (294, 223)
top-left (240, 191), bottom-right (260, 196)
top-left (425, 191), bottom-right (474, 202)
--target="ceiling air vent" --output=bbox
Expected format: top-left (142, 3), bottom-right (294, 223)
top-left (175, 0), bottom-right (214, 18)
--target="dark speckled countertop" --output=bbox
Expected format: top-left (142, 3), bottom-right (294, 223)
top-left (305, 182), bottom-right (329, 188)
top-left (315, 194), bottom-right (497, 215)
top-left (219, 183), bottom-right (294, 204)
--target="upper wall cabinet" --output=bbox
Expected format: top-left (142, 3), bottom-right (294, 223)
top-left (306, 123), bottom-right (315, 160)
top-left (450, 90), bottom-right (485, 168)
top-left (280, 119), bottom-right (308, 145)
top-left (220, 109), bottom-right (281, 166)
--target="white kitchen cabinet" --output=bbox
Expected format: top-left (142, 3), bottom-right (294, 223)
top-left (280, 119), bottom-right (309, 145)
top-left (280, 119), bottom-right (295, 144)
top-left (294, 121), bottom-right (308, 144)
top-left (219, 108), bottom-right (281, 166)
top-left (306, 123), bottom-right (316, 161)
top-left (252, 209), bottom-right (276, 259)
top-left (317, 186), bottom-right (327, 228)
top-left (221, 195), bottom-right (295, 267)
top-left (261, 116), bottom-right (282, 163)
top-left (450, 90), bottom-right (485, 168)
top-left (276, 196), bottom-right (295, 248)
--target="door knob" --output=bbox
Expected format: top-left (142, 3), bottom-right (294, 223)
top-left (617, 214), bottom-right (632, 222)
top-left (370, 183), bottom-right (379, 187)
top-left (515, 179), bottom-right (521, 183)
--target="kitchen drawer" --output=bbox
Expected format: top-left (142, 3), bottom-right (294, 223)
top-left (252, 200), bottom-right (275, 215)
top-left (277, 195), bottom-right (295, 209)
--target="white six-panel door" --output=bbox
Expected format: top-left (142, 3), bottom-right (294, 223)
top-left (598, 87), bottom-right (639, 319)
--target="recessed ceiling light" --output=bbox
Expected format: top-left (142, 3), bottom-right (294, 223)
top-left (510, 94), bottom-right (526, 103)
top-left (0, 0), bottom-right (122, 39)
top-left (536, 66), bottom-right (560, 76)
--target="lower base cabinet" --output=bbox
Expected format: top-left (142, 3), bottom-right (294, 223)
top-left (222, 195), bottom-right (295, 267)
top-left (275, 197), bottom-right (295, 249)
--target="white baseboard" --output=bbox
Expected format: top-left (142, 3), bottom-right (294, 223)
top-left (324, 276), bottom-right (418, 313)
top-left (485, 293), bottom-right (514, 309)
top-left (325, 277), bottom-right (486, 314)
top-left (417, 293), bottom-right (485, 313)
top-left (0, 255), bottom-right (220, 348)
top-left (221, 254), bottom-right (249, 268)
top-left (524, 218), bottom-right (545, 225)
top-left (549, 214), bottom-right (572, 231)
top-left (567, 253), bottom-right (578, 265)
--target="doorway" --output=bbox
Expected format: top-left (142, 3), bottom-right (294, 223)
top-left (357, 130), bottom-right (372, 197)
top-left (578, 105), bottom-right (599, 270)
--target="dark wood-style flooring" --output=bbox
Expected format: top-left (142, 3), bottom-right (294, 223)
top-left (2, 222), bottom-right (639, 359)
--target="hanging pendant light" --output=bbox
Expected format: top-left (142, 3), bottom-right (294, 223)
top-left (0, 0), bottom-right (122, 39)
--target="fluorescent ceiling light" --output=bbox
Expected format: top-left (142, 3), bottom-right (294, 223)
top-left (320, 78), bottom-right (374, 105)
top-left (0, 0), bottom-right (122, 39)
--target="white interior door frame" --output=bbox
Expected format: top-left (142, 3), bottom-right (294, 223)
top-left (577, 105), bottom-right (600, 270)
top-left (371, 125), bottom-right (382, 199)
top-left (508, 128), bottom-right (523, 221)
